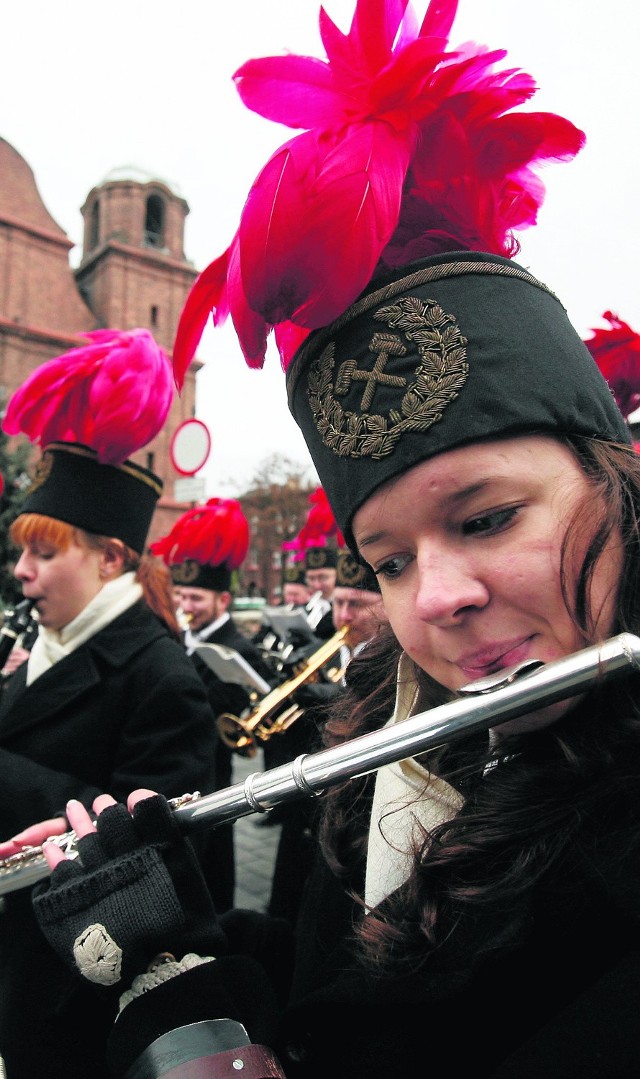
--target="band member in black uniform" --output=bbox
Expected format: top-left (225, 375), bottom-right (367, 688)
top-left (281, 561), bottom-right (314, 611)
top-left (0, 328), bottom-right (218, 1079)
top-left (151, 498), bottom-right (274, 910)
top-left (303, 545), bottom-right (337, 639)
top-left (267, 549), bottom-right (386, 924)
top-left (293, 487), bottom-right (341, 640)
top-left (9, 2), bottom-right (640, 1077)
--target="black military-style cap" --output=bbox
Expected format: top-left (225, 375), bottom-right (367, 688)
top-left (20, 441), bottom-right (162, 555)
top-left (287, 252), bottom-right (631, 548)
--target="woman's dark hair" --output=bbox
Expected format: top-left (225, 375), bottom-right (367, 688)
top-left (318, 435), bottom-right (640, 976)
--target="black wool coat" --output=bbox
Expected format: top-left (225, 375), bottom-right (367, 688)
top-left (110, 808), bottom-right (640, 1079)
top-left (0, 599), bottom-right (219, 1079)
top-left (109, 700), bottom-right (640, 1079)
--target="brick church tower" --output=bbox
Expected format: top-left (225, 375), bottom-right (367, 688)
top-left (0, 138), bottom-right (201, 545)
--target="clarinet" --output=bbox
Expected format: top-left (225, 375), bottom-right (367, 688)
top-left (0, 599), bottom-right (37, 673)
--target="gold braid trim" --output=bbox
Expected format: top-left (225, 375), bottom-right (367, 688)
top-left (45, 442), bottom-right (163, 496)
top-left (286, 258), bottom-right (560, 404)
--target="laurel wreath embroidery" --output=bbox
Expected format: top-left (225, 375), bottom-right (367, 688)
top-left (171, 559), bottom-right (201, 584)
top-left (306, 549), bottom-right (332, 569)
top-left (308, 295), bottom-right (468, 458)
top-left (337, 552), bottom-right (367, 587)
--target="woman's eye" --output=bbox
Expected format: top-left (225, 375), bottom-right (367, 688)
top-left (374, 553), bottom-right (413, 580)
top-left (463, 506), bottom-right (519, 536)
top-left (32, 547), bottom-right (56, 560)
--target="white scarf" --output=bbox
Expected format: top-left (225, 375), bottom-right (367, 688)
top-left (365, 652), bottom-right (464, 911)
top-left (26, 572), bottom-right (143, 685)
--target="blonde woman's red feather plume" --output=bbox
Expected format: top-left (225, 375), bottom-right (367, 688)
top-left (173, 0), bottom-right (585, 386)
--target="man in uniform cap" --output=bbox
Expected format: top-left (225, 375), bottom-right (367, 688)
top-left (267, 548), bottom-right (385, 924)
top-left (289, 487), bottom-right (342, 639)
top-left (151, 497), bottom-right (273, 911)
top-left (282, 561), bottom-right (314, 610)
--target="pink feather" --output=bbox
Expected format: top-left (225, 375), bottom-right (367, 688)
top-left (3, 328), bottom-right (173, 465)
top-left (296, 487), bottom-right (345, 549)
top-left (173, 0), bottom-right (585, 386)
top-left (584, 312), bottom-right (640, 421)
top-left (173, 251), bottom-right (230, 390)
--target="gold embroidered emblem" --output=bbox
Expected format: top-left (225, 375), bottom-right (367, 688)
top-left (306, 549), bottom-right (330, 569)
top-left (308, 295), bottom-right (468, 458)
top-left (171, 559), bottom-right (201, 584)
top-left (284, 565), bottom-right (302, 582)
top-left (338, 552), bottom-right (366, 587)
top-left (27, 450), bottom-right (54, 493)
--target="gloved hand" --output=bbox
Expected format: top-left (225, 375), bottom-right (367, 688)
top-left (32, 794), bottom-right (227, 989)
top-left (293, 680), bottom-right (342, 710)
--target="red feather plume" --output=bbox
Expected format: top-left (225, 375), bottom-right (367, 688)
top-left (150, 497), bottom-right (250, 570)
top-left (173, 0), bottom-right (585, 387)
top-left (584, 312), bottom-right (640, 423)
top-left (295, 486), bottom-right (345, 550)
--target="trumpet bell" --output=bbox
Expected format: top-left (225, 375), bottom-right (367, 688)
top-left (217, 702), bottom-right (305, 758)
top-left (217, 714), bottom-right (259, 758)
top-left (215, 625), bottom-right (350, 756)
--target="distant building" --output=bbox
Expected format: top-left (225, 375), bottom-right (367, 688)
top-left (0, 137), bottom-right (202, 544)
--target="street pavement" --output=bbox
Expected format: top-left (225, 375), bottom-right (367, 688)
top-left (231, 747), bottom-right (282, 911)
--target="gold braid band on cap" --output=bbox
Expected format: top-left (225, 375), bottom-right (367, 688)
top-left (44, 442), bottom-right (163, 497)
top-left (286, 258), bottom-right (559, 405)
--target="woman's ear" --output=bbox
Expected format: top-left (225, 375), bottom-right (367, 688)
top-left (99, 540), bottom-right (126, 579)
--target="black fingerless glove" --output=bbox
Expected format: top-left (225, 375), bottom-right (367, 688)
top-left (32, 795), bottom-right (227, 989)
top-left (293, 681), bottom-right (342, 709)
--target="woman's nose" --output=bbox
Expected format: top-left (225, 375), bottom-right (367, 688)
top-left (414, 548), bottom-right (489, 625)
top-left (13, 551), bottom-right (32, 581)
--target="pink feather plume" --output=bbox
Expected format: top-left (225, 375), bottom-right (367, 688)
top-left (584, 312), bottom-right (640, 422)
top-left (173, 0), bottom-right (585, 387)
top-left (295, 486), bottom-right (345, 550)
top-left (150, 497), bottom-right (250, 570)
top-left (2, 328), bottom-right (174, 466)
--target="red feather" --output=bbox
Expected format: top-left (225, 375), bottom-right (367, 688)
top-left (173, 251), bottom-right (230, 390)
top-left (150, 497), bottom-right (249, 570)
top-left (295, 487), bottom-right (345, 550)
top-left (584, 312), bottom-right (640, 422)
top-left (173, 0), bottom-right (585, 384)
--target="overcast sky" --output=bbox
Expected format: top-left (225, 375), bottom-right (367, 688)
top-left (3, 0), bottom-right (639, 495)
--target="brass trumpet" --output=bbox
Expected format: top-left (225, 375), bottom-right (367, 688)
top-left (217, 625), bottom-right (350, 757)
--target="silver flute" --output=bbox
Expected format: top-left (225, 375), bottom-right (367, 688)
top-left (1, 632), bottom-right (639, 896)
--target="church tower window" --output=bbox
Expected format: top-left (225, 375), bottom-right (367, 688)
top-left (89, 199), bottom-right (100, 250)
top-left (144, 194), bottom-right (164, 248)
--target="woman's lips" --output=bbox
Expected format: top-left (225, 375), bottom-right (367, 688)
top-left (458, 638), bottom-right (533, 680)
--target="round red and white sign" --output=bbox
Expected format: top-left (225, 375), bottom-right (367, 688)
top-left (170, 419), bottom-right (211, 476)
